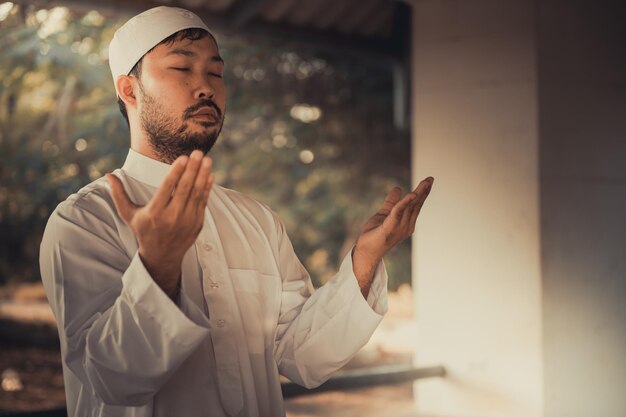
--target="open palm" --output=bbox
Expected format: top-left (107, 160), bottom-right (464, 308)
top-left (355, 177), bottom-right (434, 261)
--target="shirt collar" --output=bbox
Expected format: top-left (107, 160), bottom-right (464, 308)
top-left (121, 148), bottom-right (171, 188)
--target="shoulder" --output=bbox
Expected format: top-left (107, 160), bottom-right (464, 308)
top-left (214, 184), bottom-right (286, 233)
top-left (43, 173), bottom-right (127, 251)
top-left (216, 184), bottom-right (272, 212)
top-left (51, 175), bottom-right (117, 227)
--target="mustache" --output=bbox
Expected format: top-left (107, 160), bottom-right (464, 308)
top-left (184, 100), bottom-right (222, 120)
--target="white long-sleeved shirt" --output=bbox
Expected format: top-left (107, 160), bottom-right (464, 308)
top-left (39, 148), bottom-right (388, 417)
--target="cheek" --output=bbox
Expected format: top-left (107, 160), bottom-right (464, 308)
top-left (151, 81), bottom-right (189, 112)
top-left (144, 96), bottom-right (185, 123)
top-left (152, 74), bottom-right (188, 96)
top-left (215, 84), bottom-right (227, 106)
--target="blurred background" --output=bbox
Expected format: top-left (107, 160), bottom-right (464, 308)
top-left (1, 0), bottom-right (625, 416)
top-left (0, 1), bottom-right (417, 415)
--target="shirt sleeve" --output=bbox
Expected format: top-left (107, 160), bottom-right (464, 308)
top-left (271, 213), bottom-right (388, 389)
top-left (39, 190), bottom-right (210, 407)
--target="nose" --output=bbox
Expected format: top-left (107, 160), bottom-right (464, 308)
top-left (194, 76), bottom-right (215, 100)
top-left (196, 89), bottom-right (214, 100)
top-left (197, 89), bottom-right (214, 100)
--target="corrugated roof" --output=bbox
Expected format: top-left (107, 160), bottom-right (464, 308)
top-left (166, 0), bottom-right (398, 38)
top-left (17, 0), bottom-right (409, 60)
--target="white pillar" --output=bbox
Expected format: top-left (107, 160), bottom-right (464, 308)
top-left (539, 1), bottom-right (626, 416)
top-left (409, 1), bottom-right (543, 416)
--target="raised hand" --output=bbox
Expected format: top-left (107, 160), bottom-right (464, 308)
top-left (105, 150), bottom-right (214, 299)
top-left (352, 177), bottom-right (434, 297)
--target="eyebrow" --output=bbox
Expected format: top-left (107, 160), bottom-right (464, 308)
top-left (166, 48), bottom-right (224, 63)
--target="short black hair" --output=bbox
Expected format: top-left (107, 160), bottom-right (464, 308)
top-left (117, 28), bottom-right (212, 127)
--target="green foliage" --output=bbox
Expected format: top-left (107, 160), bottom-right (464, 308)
top-left (0, 4), bottom-right (411, 289)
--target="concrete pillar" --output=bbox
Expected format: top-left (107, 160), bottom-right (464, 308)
top-left (409, 1), bottom-right (543, 416)
top-left (538, 1), bottom-right (626, 416)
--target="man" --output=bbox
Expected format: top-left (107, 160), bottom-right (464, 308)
top-left (39, 6), bottom-right (433, 417)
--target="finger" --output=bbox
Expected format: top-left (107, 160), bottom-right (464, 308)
top-left (400, 195), bottom-right (417, 230)
top-left (408, 177), bottom-right (434, 233)
top-left (106, 173), bottom-right (140, 225)
top-left (198, 173), bottom-right (215, 214)
top-left (387, 191), bottom-right (417, 228)
top-left (413, 177), bottom-right (434, 204)
top-left (171, 150), bottom-right (204, 211)
top-left (380, 186), bottom-right (402, 213)
top-left (190, 173), bottom-right (215, 235)
top-left (409, 202), bottom-right (420, 234)
top-left (400, 190), bottom-right (422, 229)
top-left (151, 155), bottom-right (189, 209)
top-left (187, 157), bottom-right (212, 216)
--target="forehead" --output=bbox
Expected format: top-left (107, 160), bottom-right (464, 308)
top-left (150, 35), bottom-right (221, 59)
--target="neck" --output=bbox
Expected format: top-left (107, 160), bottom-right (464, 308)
top-left (129, 121), bottom-right (164, 163)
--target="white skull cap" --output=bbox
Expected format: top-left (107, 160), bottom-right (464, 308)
top-left (108, 6), bottom-right (211, 95)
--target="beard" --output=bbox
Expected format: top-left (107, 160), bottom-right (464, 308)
top-left (139, 83), bottom-right (224, 164)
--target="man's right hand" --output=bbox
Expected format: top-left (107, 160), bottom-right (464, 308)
top-left (106, 150), bottom-right (214, 299)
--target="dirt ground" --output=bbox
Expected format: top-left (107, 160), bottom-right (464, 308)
top-left (0, 283), bottom-right (419, 416)
top-left (0, 347), bottom-right (67, 412)
top-left (285, 382), bottom-right (416, 417)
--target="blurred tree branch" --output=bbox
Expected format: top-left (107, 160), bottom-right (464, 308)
top-left (0, 3), bottom-right (411, 290)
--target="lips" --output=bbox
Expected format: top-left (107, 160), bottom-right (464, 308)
top-left (193, 108), bottom-right (217, 117)
top-left (191, 107), bottom-right (218, 120)
top-left (185, 102), bottom-right (221, 127)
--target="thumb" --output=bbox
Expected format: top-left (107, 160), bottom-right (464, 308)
top-left (106, 173), bottom-right (139, 225)
top-left (380, 186), bottom-right (402, 213)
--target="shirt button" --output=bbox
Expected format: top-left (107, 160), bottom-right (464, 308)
top-left (217, 319), bottom-right (226, 328)
top-left (210, 282), bottom-right (219, 289)
top-left (202, 243), bottom-right (213, 251)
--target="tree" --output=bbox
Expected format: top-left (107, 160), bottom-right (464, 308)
top-left (0, 3), bottom-right (411, 289)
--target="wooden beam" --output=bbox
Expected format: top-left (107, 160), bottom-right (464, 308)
top-left (391, 1), bottom-right (411, 131)
top-left (363, 2), bottom-right (396, 37)
top-left (258, 0), bottom-right (296, 22)
top-left (281, 364), bottom-right (446, 398)
top-left (226, 17), bottom-right (401, 63)
top-left (336, 0), bottom-right (382, 34)
top-left (314, 0), bottom-right (361, 30)
top-left (226, 0), bottom-right (267, 28)
top-left (287, 0), bottom-right (336, 26)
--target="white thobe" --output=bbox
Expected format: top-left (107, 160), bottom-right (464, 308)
top-left (39, 149), bottom-right (388, 417)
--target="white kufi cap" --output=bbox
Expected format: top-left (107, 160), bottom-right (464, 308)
top-left (108, 6), bottom-right (211, 95)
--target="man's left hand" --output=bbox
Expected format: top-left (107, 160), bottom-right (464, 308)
top-left (352, 177), bottom-right (434, 296)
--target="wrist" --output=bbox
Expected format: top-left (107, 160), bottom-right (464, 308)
top-left (138, 248), bottom-right (182, 300)
top-left (351, 246), bottom-right (381, 297)
top-left (353, 236), bottom-right (385, 262)
top-left (352, 245), bottom-right (382, 271)
top-left (138, 247), bottom-right (182, 272)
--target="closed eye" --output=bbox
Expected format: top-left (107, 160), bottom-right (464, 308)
top-left (209, 73), bottom-right (223, 78)
top-left (171, 67), bottom-right (189, 72)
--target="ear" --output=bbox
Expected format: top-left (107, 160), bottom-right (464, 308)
top-left (116, 74), bottom-right (138, 110)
